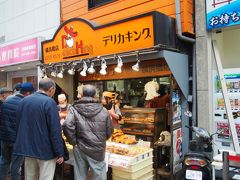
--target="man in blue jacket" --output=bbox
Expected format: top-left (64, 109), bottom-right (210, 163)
top-left (0, 82), bottom-right (34, 180)
top-left (14, 78), bottom-right (64, 180)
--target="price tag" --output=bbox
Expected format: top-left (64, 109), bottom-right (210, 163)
top-left (108, 154), bottom-right (130, 168)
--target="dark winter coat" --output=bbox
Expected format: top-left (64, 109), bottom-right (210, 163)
top-left (0, 94), bottom-right (24, 142)
top-left (63, 97), bottom-right (113, 161)
top-left (13, 92), bottom-right (64, 160)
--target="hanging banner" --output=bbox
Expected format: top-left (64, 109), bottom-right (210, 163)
top-left (206, 0), bottom-right (240, 30)
top-left (42, 12), bottom-right (175, 64)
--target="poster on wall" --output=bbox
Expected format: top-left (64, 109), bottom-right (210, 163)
top-left (172, 90), bottom-right (182, 125)
top-left (206, 0), bottom-right (240, 30)
top-left (173, 128), bottom-right (182, 173)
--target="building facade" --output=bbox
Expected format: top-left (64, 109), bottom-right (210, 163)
top-left (41, 0), bottom-right (196, 177)
top-left (0, 0), bottom-right (60, 89)
top-left (196, 0), bottom-right (240, 153)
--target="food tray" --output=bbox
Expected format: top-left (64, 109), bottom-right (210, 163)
top-left (108, 149), bottom-right (153, 168)
top-left (112, 166), bottom-right (153, 180)
top-left (112, 155), bottom-right (152, 172)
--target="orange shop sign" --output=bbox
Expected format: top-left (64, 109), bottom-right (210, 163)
top-left (42, 12), bottom-right (175, 64)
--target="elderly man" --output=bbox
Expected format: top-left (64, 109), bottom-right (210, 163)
top-left (0, 82), bottom-right (34, 180)
top-left (13, 78), bottom-right (64, 180)
top-left (57, 94), bottom-right (70, 124)
top-left (0, 87), bottom-right (12, 103)
top-left (63, 84), bottom-right (113, 180)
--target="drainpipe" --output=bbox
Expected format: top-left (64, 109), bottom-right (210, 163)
top-left (175, 0), bottom-right (197, 127)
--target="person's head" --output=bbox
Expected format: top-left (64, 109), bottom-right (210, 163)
top-left (20, 82), bottom-right (35, 96)
top-left (82, 84), bottom-right (96, 98)
top-left (101, 91), bottom-right (113, 105)
top-left (13, 83), bottom-right (22, 93)
top-left (0, 87), bottom-right (13, 100)
top-left (39, 78), bottom-right (56, 97)
top-left (58, 94), bottom-right (67, 108)
top-left (144, 81), bottom-right (160, 100)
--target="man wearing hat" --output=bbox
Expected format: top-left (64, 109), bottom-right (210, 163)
top-left (12, 83), bottom-right (22, 95)
top-left (0, 82), bottom-right (34, 180)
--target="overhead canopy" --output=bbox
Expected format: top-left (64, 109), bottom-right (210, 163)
top-left (161, 50), bottom-right (189, 99)
top-left (116, 49), bottom-right (189, 99)
top-left (75, 49), bottom-right (189, 99)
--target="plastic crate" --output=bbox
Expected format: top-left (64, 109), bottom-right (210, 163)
top-left (112, 155), bottom-right (153, 172)
top-left (112, 164), bottom-right (153, 179)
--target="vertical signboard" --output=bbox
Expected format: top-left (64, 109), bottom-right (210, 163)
top-left (173, 128), bottom-right (182, 173)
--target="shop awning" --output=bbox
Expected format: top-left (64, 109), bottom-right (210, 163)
top-left (160, 50), bottom-right (189, 99)
top-left (119, 49), bottom-right (189, 99)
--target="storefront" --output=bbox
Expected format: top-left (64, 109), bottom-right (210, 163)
top-left (205, 0), bottom-right (240, 154)
top-left (42, 11), bottom-right (192, 178)
top-left (0, 38), bottom-right (42, 89)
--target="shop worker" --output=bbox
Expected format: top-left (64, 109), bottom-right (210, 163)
top-left (13, 78), bottom-right (64, 180)
top-left (0, 82), bottom-right (34, 180)
top-left (63, 84), bottom-right (113, 180)
top-left (144, 81), bottom-right (170, 108)
top-left (102, 91), bottom-right (122, 129)
top-left (57, 93), bottom-right (70, 124)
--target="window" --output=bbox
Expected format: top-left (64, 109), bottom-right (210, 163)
top-left (81, 76), bottom-right (170, 107)
top-left (88, 0), bottom-right (114, 9)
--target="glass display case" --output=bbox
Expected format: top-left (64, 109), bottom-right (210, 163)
top-left (120, 108), bottom-right (167, 143)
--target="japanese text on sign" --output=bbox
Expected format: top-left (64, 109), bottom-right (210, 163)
top-left (102, 28), bottom-right (151, 46)
top-left (206, 0), bottom-right (240, 30)
top-left (0, 38), bottom-right (39, 67)
top-left (209, 12), bottom-right (240, 27)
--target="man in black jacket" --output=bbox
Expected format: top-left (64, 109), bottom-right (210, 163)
top-left (0, 82), bottom-right (34, 180)
top-left (63, 84), bottom-right (113, 180)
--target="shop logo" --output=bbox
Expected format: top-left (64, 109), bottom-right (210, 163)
top-left (212, 0), bottom-right (232, 8)
top-left (62, 25), bottom-right (78, 48)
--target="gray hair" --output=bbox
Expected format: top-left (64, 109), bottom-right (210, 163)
top-left (39, 78), bottom-right (56, 91)
top-left (82, 84), bottom-right (96, 97)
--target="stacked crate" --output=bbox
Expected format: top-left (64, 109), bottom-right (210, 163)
top-left (111, 149), bottom-right (154, 180)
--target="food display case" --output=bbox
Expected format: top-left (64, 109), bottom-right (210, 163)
top-left (120, 108), bottom-right (167, 144)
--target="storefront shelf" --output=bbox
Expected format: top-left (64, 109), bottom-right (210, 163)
top-left (122, 131), bottom-right (153, 136)
top-left (123, 121), bottom-right (154, 125)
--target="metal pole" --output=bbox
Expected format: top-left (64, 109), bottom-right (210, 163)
top-left (223, 151), bottom-right (229, 180)
top-left (212, 40), bottom-right (240, 154)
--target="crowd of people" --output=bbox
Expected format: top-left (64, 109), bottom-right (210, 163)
top-left (0, 78), bottom-right (118, 180)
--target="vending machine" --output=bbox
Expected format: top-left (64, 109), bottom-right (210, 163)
top-left (213, 68), bottom-right (240, 154)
